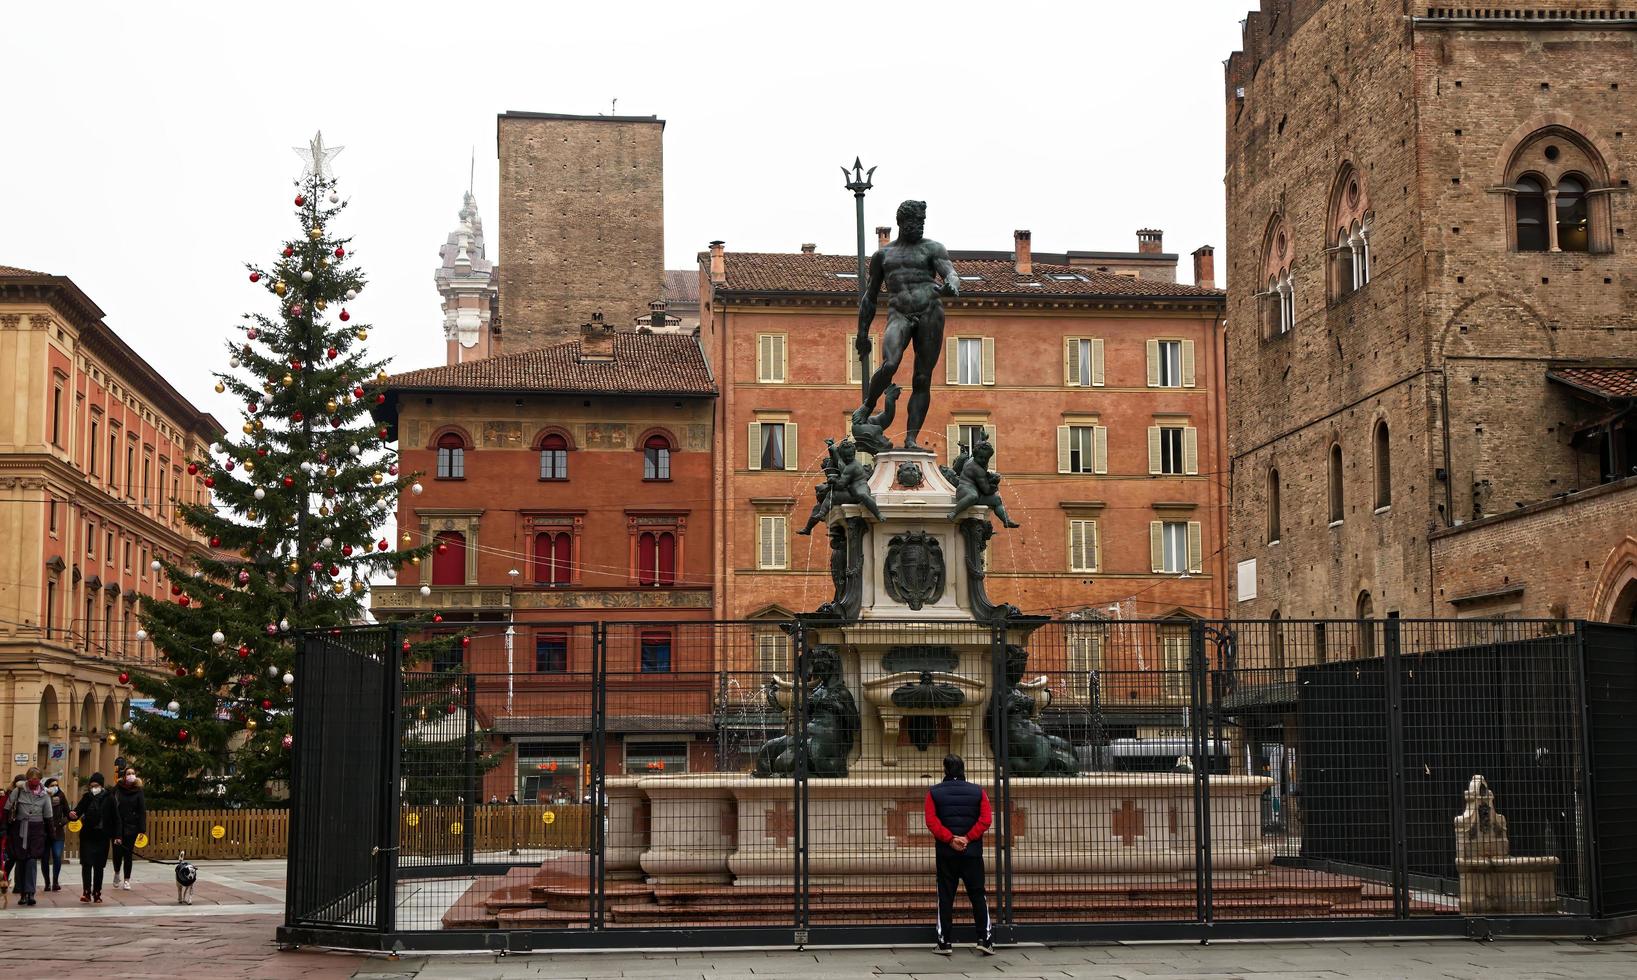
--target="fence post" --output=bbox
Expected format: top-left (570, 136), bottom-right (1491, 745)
top-left (792, 621), bottom-right (810, 945)
top-left (379, 624), bottom-right (405, 936)
top-left (988, 622), bottom-right (1013, 933)
top-left (1383, 617), bottom-right (1409, 919)
top-left (1189, 620), bottom-right (1214, 926)
top-left (589, 621), bottom-right (608, 931)
top-left (463, 673), bottom-right (477, 869)
top-left (1571, 622), bottom-right (1602, 920)
top-left (284, 630), bottom-right (310, 927)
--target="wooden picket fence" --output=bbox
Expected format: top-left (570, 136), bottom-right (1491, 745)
top-left (61, 805), bottom-right (591, 861)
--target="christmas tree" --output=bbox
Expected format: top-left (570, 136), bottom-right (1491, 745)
top-left (124, 133), bottom-right (426, 806)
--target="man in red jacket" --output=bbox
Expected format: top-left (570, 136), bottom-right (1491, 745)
top-left (923, 754), bottom-right (995, 955)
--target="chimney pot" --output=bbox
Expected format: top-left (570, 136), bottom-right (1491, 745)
top-left (876, 226), bottom-right (892, 248)
top-left (580, 313), bottom-right (617, 359)
top-left (1013, 230), bottom-right (1033, 276)
top-left (1192, 245), bottom-right (1216, 289)
top-left (1137, 228), bottom-right (1164, 254)
top-left (800, 243), bottom-right (816, 254)
top-left (708, 240), bottom-right (726, 285)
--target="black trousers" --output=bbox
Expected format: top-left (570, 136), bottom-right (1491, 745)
top-left (81, 835), bottom-right (110, 894)
top-left (935, 848), bottom-right (990, 945)
top-left (112, 837), bottom-right (135, 879)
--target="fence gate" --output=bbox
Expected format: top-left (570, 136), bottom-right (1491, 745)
top-left (285, 625), bottom-right (399, 933)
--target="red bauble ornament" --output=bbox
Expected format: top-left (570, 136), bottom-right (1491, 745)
top-left (402, 641), bottom-right (411, 652)
top-left (177, 729), bottom-right (189, 742)
top-left (282, 734), bottom-right (293, 750)
top-left (294, 194), bottom-right (305, 206)
top-left (246, 328), bottom-right (259, 340)
top-left (291, 411), bottom-right (304, 423)
top-left (433, 614), bottom-right (443, 623)
top-left (247, 402), bottom-right (258, 414)
top-left (377, 539), bottom-right (389, 551)
top-left (209, 536), bottom-right (221, 547)
top-left (376, 394), bottom-right (386, 404)
top-left (388, 464), bottom-right (399, 476)
top-left (378, 427), bottom-right (389, 439)
top-left (178, 595), bottom-right (191, 607)
top-left (175, 667), bottom-right (187, 677)
top-left (249, 272), bottom-right (261, 283)
top-left (290, 304), bottom-right (303, 317)
top-left (446, 704), bottom-right (457, 715)
top-left (328, 565), bottom-right (340, 577)
top-left (334, 246), bottom-right (345, 258)
top-left (257, 447), bottom-right (267, 456)
top-left (282, 246), bottom-right (294, 258)
top-left (187, 463), bottom-right (198, 475)
top-left (461, 636), bottom-right (471, 648)
top-left (330, 417), bottom-right (342, 429)
top-left (339, 309), bottom-right (350, 322)
top-left (204, 477), bottom-right (216, 488)
top-left (436, 543), bottom-right (448, 554)
top-left (341, 544), bottom-right (353, 556)
top-left (238, 644), bottom-right (250, 657)
top-left (118, 671), bottom-right (130, 684)
top-left (224, 461), bottom-right (235, 471)
top-left (282, 476), bottom-right (294, 488)
top-left (327, 347), bottom-right (338, 360)
top-left (352, 386), bottom-right (365, 398)
top-left (170, 584), bottom-right (182, 596)
top-left (262, 699), bottom-right (273, 710)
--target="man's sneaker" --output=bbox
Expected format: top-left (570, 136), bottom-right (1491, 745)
top-left (977, 940), bottom-right (997, 956)
top-left (934, 942), bottom-right (953, 956)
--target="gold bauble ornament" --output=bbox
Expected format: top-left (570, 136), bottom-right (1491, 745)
top-left (252, 419), bottom-right (265, 432)
top-left (355, 330), bottom-right (368, 341)
top-left (309, 227), bottom-right (323, 240)
top-left (106, 733), bottom-right (117, 745)
top-left (320, 257), bottom-right (331, 268)
top-left (242, 422), bottom-right (255, 435)
top-left (401, 532), bottom-right (413, 544)
top-left (319, 504), bottom-right (331, 517)
top-left (246, 509), bottom-right (258, 521)
top-left (243, 459), bottom-right (255, 471)
top-left (246, 718), bottom-right (258, 730)
top-left (281, 374), bottom-right (294, 387)
top-left (325, 466), bottom-right (337, 478)
top-left (332, 583), bottom-right (345, 594)
top-left (376, 371), bottom-right (388, 383)
top-left (411, 556), bottom-right (422, 566)
top-left (287, 560), bottom-right (300, 574)
top-left (352, 580), bottom-right (366, 593)
top-left (315, 299), bottom-right (327, 311)
top-left (214, 382), bottom-right (225, 394)
top-left (262, 383), bottom-right (275, 395)
top-left (194, 665), bottom-right (206, 678)
top-left (274, 281), bottom-right (287, 296)
top-left (371, 472), bottom-right (384, 485)
top-left (325, 400), bottom-right (338, 413)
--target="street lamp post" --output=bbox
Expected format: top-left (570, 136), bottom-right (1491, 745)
top-left (841, 158), bottom-right (877, 406)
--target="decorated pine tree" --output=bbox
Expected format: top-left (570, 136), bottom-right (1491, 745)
top-left (124, 133), bottom-right (426, 806)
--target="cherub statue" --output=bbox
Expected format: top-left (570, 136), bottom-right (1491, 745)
top-left (849, 383), bottom-right (900, 456)
top-left (827, 438), bottom-right (881, 521)
top-left (796, 446), bottom-right (842, 536)
top-left (947, 432), bottom-right (1019, 527)
top-left (939, 439), bottom-right (970, 486)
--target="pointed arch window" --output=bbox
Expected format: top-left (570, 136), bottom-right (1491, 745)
top-left (1503, 128), bottom-right (1612, 253)
top-left (1261, 215), bottom-right (1296, 338)
top-left (1266, 468), bottom-right (1282, 545)
top-left (1328, 167), bottom-right (1372, 300)
top-left (1555, 174), bottom-right (1589, 252)
top-left (1514, 176), bottom-right (1549, 251)
top-left (1373, 420), bottom-right (1392, 510)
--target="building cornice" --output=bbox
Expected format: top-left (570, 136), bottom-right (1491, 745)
top-left (0, 453), bottom-right (210, 555)
top-left (714, 293), bottom-right (1225, 316)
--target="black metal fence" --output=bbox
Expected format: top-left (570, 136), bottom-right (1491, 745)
top-left (279, 618), bottom-right (1637, 951)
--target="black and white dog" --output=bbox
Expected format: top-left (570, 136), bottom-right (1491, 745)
top-left (175, 853), bottom-right (198, 905)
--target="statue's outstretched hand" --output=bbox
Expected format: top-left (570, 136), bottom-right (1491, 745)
top-left (854, 332), bottom-right (872, 357)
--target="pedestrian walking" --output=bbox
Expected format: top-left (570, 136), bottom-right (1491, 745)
top-left (5, 773), bottom-right (23, 896)
top-left (111, 767), bottom-right (146, 890)
top-left (72, 772), bottom-right (118, 902)
top-left (922, 753), bottom-right (994, 955)
top-left (42, 776), bottom-right (70, 891)
top-left (3, 767), bottom-right (55, 905)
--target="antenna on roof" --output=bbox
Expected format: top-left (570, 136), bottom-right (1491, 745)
top-left (611, 97), bottom-right (618, 115)
top-left (468, 147), bottom-right (475, 196)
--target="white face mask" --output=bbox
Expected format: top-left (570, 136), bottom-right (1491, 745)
top-left (124, 775), bottom-right (137, 785)
top-left (90, 786), bottom-right (103, 795)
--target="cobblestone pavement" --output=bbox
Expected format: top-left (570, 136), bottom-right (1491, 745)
top-left (5, 863), bottom-right (1633, 980)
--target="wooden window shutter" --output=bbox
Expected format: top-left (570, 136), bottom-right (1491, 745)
top-left (758, 516), bottom-right (773, 568)
top-left (1067, 520), bottom-right (1086, 571)
top-left (1091, 338), bottom-right (1106, 387)
top-left (1094, 425), bottom-right (1109, 475)
top-left (778, 334), bottom-right (788, 382)
top-left (946, 425), bottom-right (960, 463)
top-left (1146, 339), bottom-right (1161, 387)
top-left (981, 336), bottom-right (996, 385)
top-left (1056, 426), bottom-right (1071, 474)
top-left (1147, 426), bottom-right (1162, 475)
top-left (1187, 521), bottom-right (1203, 573)
top-left (747, 422), bottom-right (762, 470)
top-left (985, 427), bottom-right (996, 470)
top-left (1181, 339), bottom-right (1196, 388)
top-left (945, 337), bottom-right (959, 384)
top-left (847, 334), bottom-right (858, 384)
top-left (783, 423), bottom-right (798, 471)
top-left (773, 516), bottom-right (788, 569)
top-left (1064, 338), bottom-right (1079, 386)
top-left (759, 516), bottom-right (787, 570)
top-left (1183, 427), bottom-right (1199, 475)
top-left (757, 335), bottom-right (771, 383)
top-left (1149, 521), bottom-right (1165, 572)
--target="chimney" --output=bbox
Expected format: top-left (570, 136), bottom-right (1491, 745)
top-left (579, 311), bottom-right (616, 360)
top-left (1137, 229), bottom-right (1164, 254)
top-left (876, 226), bottom-right (892, 248)
top-left (1013, 230), bottom-right (1033, 276)
top-left (1192, 246), bottom-right (1216, 289)
top-left (800, 243), bottom-right (816, 254)
top-left (708, 240), bottom-right (726, 285)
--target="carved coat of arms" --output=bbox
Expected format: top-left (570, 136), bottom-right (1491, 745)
top-left (884, 531), bottom-right (946, 610)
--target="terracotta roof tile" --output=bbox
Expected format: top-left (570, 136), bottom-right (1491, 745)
top-left (663, 269), bottom-right (700, 304)
top-left (703, 251), bottom-right (1225, 300)
top-left (1549, 366), bottom-right (1637, 400)
top-left (383, 332), bottom-right (715, 397)
top-left (0, 264), bottom-right (49, 277)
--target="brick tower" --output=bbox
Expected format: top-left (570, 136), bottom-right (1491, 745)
top-left (496, 110), bottom-right (666, 350)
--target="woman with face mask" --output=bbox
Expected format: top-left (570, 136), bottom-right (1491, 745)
top-left (2, 767), bottom-right (54, 905)
top-left (111, 768), bottom-right (146, 890)
top-left (71, 772), bottom-right (118, 902)
top-left (42, 777), bottom-right (69, 891)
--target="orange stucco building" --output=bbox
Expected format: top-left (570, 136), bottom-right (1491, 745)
top-left (0, 266), bottom-right (223, 793)
top-left (372, 322), bottom-right (720, 798)
top-left (698, 234), bottom-right (1230, 664)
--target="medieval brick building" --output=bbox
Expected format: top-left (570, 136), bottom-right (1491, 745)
top-left (1225, 1), bottom-right (1637, 631)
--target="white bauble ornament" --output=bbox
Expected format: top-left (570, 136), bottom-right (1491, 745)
top-left (167, 700), bottom-right (180, 713)
top-left (350, 444), bottom-right (362, 456)
top-left (282, 672), bottom-right (294, 685)
top-left (419, 585), bottom-right (431, 597)
top-left (385, 568), bottom-right (396, 580)
top-left (320, 537), bottom-right (333, 549)
top-left (411, 482), bottom-right (423, 496)
top-left (278, 618), bottom-right (290, 632)
top-left (268, 665), bottom-right (280, 678)
top-left (253, 487), bottom-right (266, 500)
top-left (230, 357), bottom-right (241, 369)
top-left (212, 630), bottom-right (226, 645)
top-left (122, 721), bottom-right (132, 732)
top-left (300, 270), bottom-right (314, 282)
top-left (136, 629), bottom-right (148, 642)
top-left (328, 191), bottom-right (339, 203)
top-left (344, 288), bottom-right (357, 300)
top-left (150, 559), bottom-right (161, 571)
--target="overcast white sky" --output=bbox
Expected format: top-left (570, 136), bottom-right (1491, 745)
top-left (2, 1), bottom-right (1245, 423)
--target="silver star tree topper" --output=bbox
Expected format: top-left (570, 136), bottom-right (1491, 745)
top-left (294, 131), bottom-right (343, 181)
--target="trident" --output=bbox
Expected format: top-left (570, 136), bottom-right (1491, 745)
top-left (841, 158), bottom-right (877, 408)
